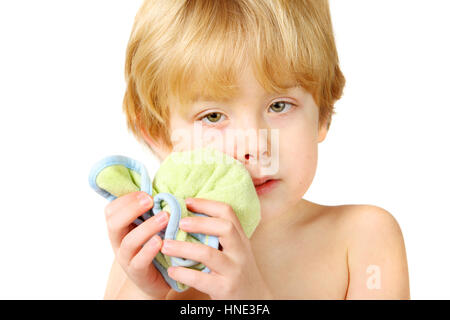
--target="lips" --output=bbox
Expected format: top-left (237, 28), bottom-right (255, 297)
top-left (253, 178), bottom-right (280, 196)
top-left (252, 176), bottom-right (272, 187)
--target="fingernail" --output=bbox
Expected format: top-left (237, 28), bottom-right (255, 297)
top-left (150, 235), bottom-right (160, 246)
top-left (162, 240), bottom-right (173, 251)
top-left (185, 198), bottom-right (193, 205)
top-left (138, 193), bottom-right (151, 207)
top-left (156, 211), bottom-right (168, 223)
top-left (179, 218), bottom-right (190, 228)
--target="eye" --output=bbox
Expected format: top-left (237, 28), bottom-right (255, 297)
top-left (268, 101), bottom-right (294, 113)
top-left (199, 112), bottom-right (226, 125)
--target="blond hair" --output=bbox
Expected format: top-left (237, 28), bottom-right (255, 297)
top-left (123, 0), bottom-right (345, 151)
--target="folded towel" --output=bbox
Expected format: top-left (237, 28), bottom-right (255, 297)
top-left (88, 147), bottom-right (261, 292)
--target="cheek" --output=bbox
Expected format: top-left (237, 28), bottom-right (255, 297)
top-left (169, 127), bottom-right (192, 152)
top-left (169, 116), bottom-right (188, 151)
top-left (279, 125), bottom-right (319, 192)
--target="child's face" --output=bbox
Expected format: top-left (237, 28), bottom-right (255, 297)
top-left (144, 64), bottom-right (328, 224)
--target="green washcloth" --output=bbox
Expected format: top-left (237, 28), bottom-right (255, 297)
top-left (88, 147), bottom-right (261, 292)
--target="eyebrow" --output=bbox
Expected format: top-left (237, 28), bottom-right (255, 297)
top-left (193, 86), bottom-right (300, 103)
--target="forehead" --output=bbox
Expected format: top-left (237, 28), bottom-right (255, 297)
top-left (193, 63), bottom-right (299, 100)
top-left (195, 81), bottom-right (303, 101)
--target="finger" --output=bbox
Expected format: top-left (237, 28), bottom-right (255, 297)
top-left (178, 216), bottom-right (242, 253)
top-left (127, 234), bottom-right (172, 298)
top-left (128, 235), bottom-right (163, 280)
top-left (185, 198), bottom-right (247, 240)
top-left (118, 211), bottom-right (170, 264)
top-left (105, 191), bottom-right (153, 223)
top-left (105, 191), bottom-right (153, 252)
top-left (167, 266), bottom-right (221, 296)
top-left (161, 239), bottom-right (232, 275)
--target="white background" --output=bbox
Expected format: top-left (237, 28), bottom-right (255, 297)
top-left (0, 0), bottom-right (449, 299)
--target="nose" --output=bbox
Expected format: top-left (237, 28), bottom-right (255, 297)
top-left (231, 116), bottom-right (272, 166)
top-left (244, 143), bottom-right (269, 162)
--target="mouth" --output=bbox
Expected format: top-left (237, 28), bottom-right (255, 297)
top-left (252, 177), bottom-right (280, 196)
top-left (252, 176), bottom-right (271, 186)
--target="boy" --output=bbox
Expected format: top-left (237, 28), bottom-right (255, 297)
top-left (102, 0), bottom-right (410, 299)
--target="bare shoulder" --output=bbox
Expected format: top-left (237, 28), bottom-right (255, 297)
top-left (321, 203), bottom-right (407, 261)
top-left (304, 202), bottom-right (403, 235)
top-left (320, 203), bottom-right (410, 299)
top-left (330, 204), bottom-right (404, 239)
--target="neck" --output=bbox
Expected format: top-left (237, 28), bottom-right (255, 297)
top-left (251, 197), bottom-right (316, 242)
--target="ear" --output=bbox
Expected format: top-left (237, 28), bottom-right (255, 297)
top-left (318, 120), bottom-right (329, 143)
top-left (140, 127), bottom-right (172, 161)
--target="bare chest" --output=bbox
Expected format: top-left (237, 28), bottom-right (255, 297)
top-left (166, 231), bottom-right (348, 300)
top-left (251, 234), bottom-right (349, 299)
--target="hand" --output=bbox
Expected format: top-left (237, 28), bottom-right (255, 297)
top-left (161, 197), bottom-right (273, 300)
top-left (104, 191), bottom-right (171, 299)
